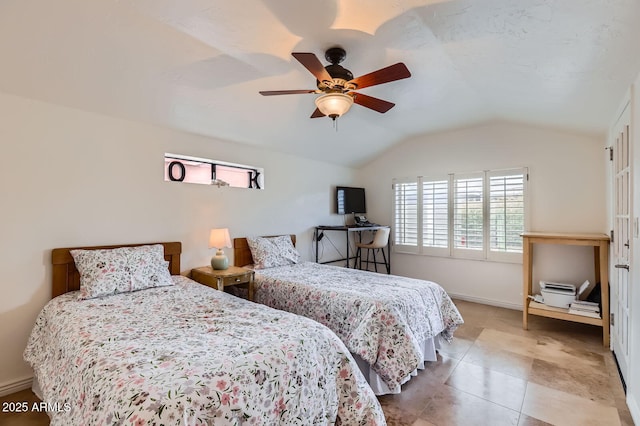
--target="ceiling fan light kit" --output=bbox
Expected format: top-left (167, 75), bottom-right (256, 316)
top-left (314, 92), bottom-right (354, 120)
top-left (259, 46), bottom-right (411, 121)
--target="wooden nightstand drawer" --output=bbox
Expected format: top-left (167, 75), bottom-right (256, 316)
top-left (191, 266), bottom-right (255, 301)
top-left (222, 273), bottom-right (251, 286)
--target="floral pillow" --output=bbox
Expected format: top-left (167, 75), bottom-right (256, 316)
top-left (126, 244), bottom-right (174, 291)
top-left (71, 244), bottom-right (174, 300)
top-left (71, 247), bottom-right (132, 300)
top-left (246, 236), bottom-right (300, 269)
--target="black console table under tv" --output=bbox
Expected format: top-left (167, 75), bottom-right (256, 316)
top-left (314, 225), bottom-right (391, 272)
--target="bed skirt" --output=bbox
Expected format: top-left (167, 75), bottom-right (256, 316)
top-left (352, 334), bottom-right (441, 395)
top-left (32, 375), bottom-right (43, 400)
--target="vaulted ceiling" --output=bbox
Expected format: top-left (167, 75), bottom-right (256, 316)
top-left (1, 0), bottom-right (639, 167)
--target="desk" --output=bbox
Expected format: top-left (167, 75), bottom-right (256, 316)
top-left (314, 225), bottom-right (390, 272)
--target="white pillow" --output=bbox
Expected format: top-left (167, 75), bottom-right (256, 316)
top-left (127, 245), bottom-right (174, 291)
top-left (71, 244), bottom-right (173, 300)
top-left (71, 247), bottom-right (132, 300)
top-left (246, 236), bottom-right (300, 269)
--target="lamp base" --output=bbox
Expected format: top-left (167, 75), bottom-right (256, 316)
top-left (211, 249), bottom-right (229, 270)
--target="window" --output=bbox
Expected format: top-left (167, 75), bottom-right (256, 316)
top-left (393, 168), bottom-right (528, 262)
top-left (423, 179), bottom-right (448, 249)
top-left (453, 174), bottom-right (484, 254)
top-left (489, 170), bottom-right (526, 255)
top-left (393, 180), bottom-right (418, 251)
top-left (164, 153), bottom-right (264, 189)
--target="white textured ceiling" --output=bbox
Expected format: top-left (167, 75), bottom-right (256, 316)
top-left (1, 0), bottom-right (639, 166)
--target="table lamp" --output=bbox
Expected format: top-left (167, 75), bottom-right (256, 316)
top-left (209, 228), bottom-right (232, 270)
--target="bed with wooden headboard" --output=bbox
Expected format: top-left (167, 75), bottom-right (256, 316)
top-left (27, 239), bottom-right (384, 425)
top-left (233, 235), bottom-right (296, 267)
top-left (51, 242), bottom-right (182, 298)
top-left (231, 233), bottom-right (464, 396)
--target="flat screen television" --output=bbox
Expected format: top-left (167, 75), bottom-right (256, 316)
top-left (336, 186), bottom-right (366, 214)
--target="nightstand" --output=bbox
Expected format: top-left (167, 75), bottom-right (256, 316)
top-left (191, 266), bottom-right (255, 301)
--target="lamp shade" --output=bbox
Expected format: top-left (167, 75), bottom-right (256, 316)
top-left (209, 228), bottom-right (231, 249)
top-left (314, 93), bottom-right (354, 118)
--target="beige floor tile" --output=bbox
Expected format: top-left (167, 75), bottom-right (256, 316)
top-left (411, 419), bottom-right (437, 426)
top-left (452, 300), bottom-right (499, 328)
top-left (517, 413), bottom-right (553, 425)
top-left (419, 352), bottom-right (461, 384)
top-left (525, 317), bottom-right (606, 353)
top-left (529, 358), bottom-right (614, 406)
top-left (378, 377), bottom-right (439, 418)
top-left (493, 306), bottom-right (522, 317)
top-left (453, 310), bottom-right (493, 329)
top-left (483, 315), bottom-right (535, 338)
top-left (378, 400), bottom-right (420, 426)
top-left (463, 341), bottom-right (534, 380)
top-left (603, 354), bottom-right (636, 424)
top-left (476, 328), bottom-right (539, 358)
top-left (532, 337), bottom-right (607, 372)
top-left (452, 299), bottom-right (500, 317)
top-left (445, 361), bottom-right (527, 411)
top-left (452, 322), bottom-right (484, 341)
top-left (436, 336), bottom-right (474, 360)
top-left (379, 354), bottom-right (461, 420)
top-left (521, 382), bottom-right (621, 426)
top-left (420, 384), bottom-right (520, 426)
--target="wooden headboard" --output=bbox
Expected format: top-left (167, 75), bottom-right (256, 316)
top-left (51, 242), bottom-right (182, 298)
top-left (233, 235), bottom-right (296, 267)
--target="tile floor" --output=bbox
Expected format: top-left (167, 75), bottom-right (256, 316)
top-left (379, 300), bottom-right (633, 426)
top-left (0, 300), bottom-right (633, 426)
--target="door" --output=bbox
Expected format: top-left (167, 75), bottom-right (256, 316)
top-left (612, 103), bottom-right (631, 382)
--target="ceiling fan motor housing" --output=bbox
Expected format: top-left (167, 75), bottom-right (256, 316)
top-left (324, 64), bottom-right (353, 82)
top-left (317, 47), bottom-right (354, 91)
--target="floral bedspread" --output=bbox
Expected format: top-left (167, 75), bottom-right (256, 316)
top-left (24, 276), bottom-right (386, 426)
top-left (254, 262), bottom-right (464, 390)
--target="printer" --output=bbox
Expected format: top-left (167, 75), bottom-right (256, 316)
top-left (539, 280), bottom-right (590, 309)
top-left (539, 281), bottom-right (576, 308)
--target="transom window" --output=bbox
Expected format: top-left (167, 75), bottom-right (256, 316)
top-left (164, 153), bottom-right (264, 189)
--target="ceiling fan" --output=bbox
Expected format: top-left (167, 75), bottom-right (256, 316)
top-left (259, 47), bottom-right (411, 120)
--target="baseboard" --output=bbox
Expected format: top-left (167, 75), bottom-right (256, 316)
top-left (0, 376), bottom-right (33, 397)
top-left (628, 391), bottom-right (640, 426)
top-left (448, 292), bottom-right (522, 311)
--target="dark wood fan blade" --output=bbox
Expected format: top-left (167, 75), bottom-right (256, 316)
top-left (348, 63), bottom-right (411, 90)
top-left (351, 92), bottom-right (395, 113)
top-left (292, 52), bottom-right (333, 83)
top-left (259, 90), bottom-right (317, 96)
top-left (310, 108), bottom-right (325, 118)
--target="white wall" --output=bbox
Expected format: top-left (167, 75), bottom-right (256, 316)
top-left (357, 122), bottom-right (607, 308)
top-left (0, 92), bottom-right (354, 393)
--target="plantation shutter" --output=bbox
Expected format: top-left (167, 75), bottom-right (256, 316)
top-left (393, 179), bottom-right (419, 253)
top-left (453, 174), bottom-right (484, 255)
top-left (489, 169), bottom-right (526, 255)
top-left (422, 179), bottom-right (449, 250)
top-left (392, 168), bottom-right (527, 262)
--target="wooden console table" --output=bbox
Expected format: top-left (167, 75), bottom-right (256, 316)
top-left (521, 232), bottom-right (610, 346)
